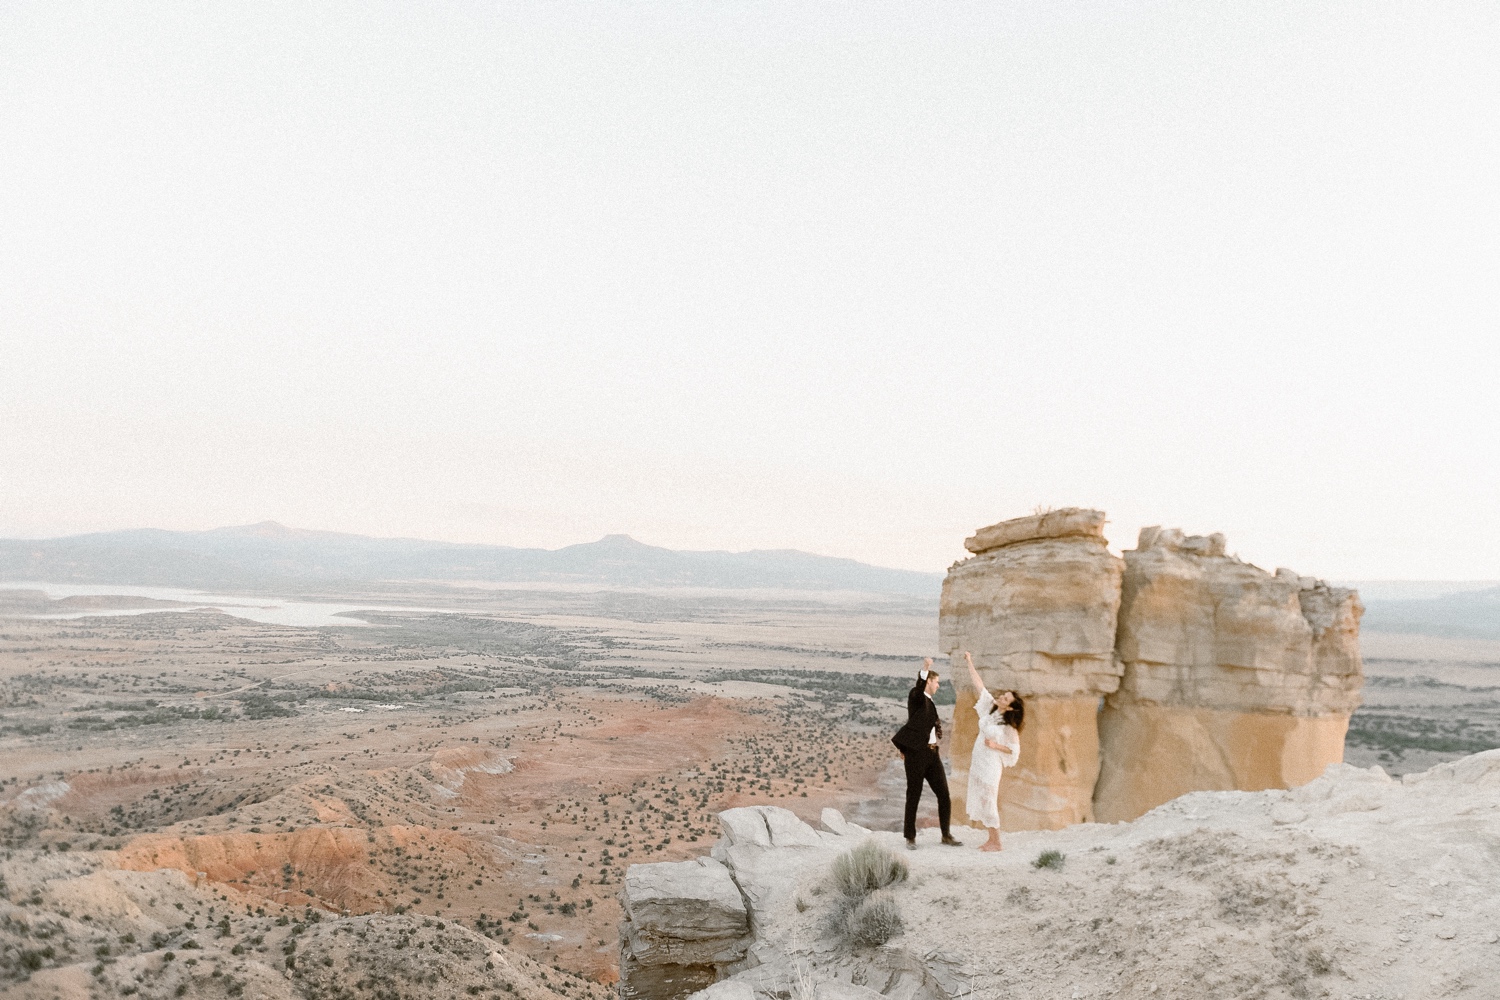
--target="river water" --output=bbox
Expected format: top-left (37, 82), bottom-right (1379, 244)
top-left (0, 581), bottom-right (445, 628)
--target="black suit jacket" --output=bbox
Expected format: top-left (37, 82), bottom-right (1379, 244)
top-left (892, 686), bottom-right (941, 752)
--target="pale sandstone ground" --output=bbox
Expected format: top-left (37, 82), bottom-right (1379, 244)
top-left (1, 585), bottom-right (1495, 998)
top-left (646, 750), bottom-right (1500, 1000)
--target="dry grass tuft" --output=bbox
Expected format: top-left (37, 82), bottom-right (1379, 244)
top-left (825, 840), bottom-right (908, 947)
top-left (831, 839), bottom-right (908, 898)
top-left (840, 889), bottom-right (903, 947)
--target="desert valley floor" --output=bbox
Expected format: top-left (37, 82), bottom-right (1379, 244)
top-left (1, 583), bottom-right (1497, 998)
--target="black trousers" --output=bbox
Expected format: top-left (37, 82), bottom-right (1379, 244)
top-left (902, 745), bottom-right (951, 841)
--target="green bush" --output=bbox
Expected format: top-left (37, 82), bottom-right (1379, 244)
top-left (1033, 849), bottom-right (1066, 870)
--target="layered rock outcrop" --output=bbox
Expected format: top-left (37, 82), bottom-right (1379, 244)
top-left (620, 751), bottom-right (1500, 1000)
top-left (620, 806), bottom-right (959, 1000)
top-left (939, 512), bottom-right (1363, 831)
top-left (938, 509), bottom-right (1124, 830)
top-left (1091, 527), bottom-right (1364, 822)
top-left (619, 857), bottom-right (753, 1000)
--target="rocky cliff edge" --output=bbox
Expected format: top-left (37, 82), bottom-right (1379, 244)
top-left (621, 749), bottom-right (1500, 1000)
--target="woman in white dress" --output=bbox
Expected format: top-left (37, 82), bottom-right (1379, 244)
top-left (961, 651), bottom-right (1023, 852)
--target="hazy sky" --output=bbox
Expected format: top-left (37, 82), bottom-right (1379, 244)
top-left (3, 3), bottom-right (1497, 578)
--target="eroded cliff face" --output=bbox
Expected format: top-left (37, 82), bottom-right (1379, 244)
top-left (1091, 527), bottom-right (1364, 822)
top-left (938, 514), bottom-right (1364, 831)
top-left (938, 509), bottom-right (1124, 830)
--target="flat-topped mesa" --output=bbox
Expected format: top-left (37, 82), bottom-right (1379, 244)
top-left (940, 508), bottom-right (1124, 831)
top-left (1092, 526), bottom-right (1364, 823)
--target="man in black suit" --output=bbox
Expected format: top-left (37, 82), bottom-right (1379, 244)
top-left (892, 658), bottom-right (961, 850)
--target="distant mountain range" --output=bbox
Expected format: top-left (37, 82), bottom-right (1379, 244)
top-left (1359, 586), bottom-right (1500, 641)
top-left (0, 522), bottom-right (944, 596)
top-left (3, 523), bottom-right (1493, 633)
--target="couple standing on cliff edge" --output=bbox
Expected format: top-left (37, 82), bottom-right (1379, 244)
top-left (891, 651), bottom-right (1025, 852)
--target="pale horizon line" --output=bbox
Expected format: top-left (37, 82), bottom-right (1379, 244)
top-left (3, 518), bottom-right (1497, 587)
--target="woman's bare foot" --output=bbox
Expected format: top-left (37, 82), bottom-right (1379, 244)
top-left (979, 829), bottom-right (1003, 851)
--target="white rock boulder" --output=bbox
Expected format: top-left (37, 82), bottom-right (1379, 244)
top-left (619, 856), bottom-right (753, 1000)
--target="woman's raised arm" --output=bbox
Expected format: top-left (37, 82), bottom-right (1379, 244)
top-left (962, 651), bottom-right (987, 697)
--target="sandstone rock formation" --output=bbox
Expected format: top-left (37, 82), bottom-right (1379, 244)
top-left (619, 857), bottom-right (753, 1000)
top-left (114, 825), bottom-right (384, 912)
top-left (1092, 526), bottom-right (1364, 822)
top-left (938, 508), bottom-right (1124, 829)
top-left (939, 512), bottom-right (1365, 829)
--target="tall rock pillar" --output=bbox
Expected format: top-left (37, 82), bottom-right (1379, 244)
top-left (939, 509), bottom-right (1124, 830)
top-left (1092, 527), bottom-right (1364, 823)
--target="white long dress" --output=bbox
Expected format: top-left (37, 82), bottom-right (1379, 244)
top-left (965, 689), bottom-right (1020, 830)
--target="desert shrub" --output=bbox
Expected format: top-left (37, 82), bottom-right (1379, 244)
top-left (1346, 714), bottom-right (1499, 755)
top-left (1033, 849), bottom-right (1065, 870)
top-left (1215, 873), bottom-right (1295, 928)
top-left (825, 842), bottom-right (908, 947)
top-left (792, 962), bottom-right (817, 1000)
top-left (1304, 946), bottom-right (1334, 976)
top-left (238, 694), bottom-right (297, 720)
top-left (831, 840), bottom-right (908, 899)
top-left (840, 890), bottom-right (903, 947)
top-left (1004, 885), bottom-right (1038, 911)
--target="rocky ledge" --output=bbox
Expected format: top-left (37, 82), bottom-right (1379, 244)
top-left (621, 749), bottom-right (1500, 1000)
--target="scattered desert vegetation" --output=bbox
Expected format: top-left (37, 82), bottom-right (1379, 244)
top-left (0, 585), bottom-right (933, 989)
top-left (1342, 648), bottom-right (1500, 774)
top-left (4, 587), bottom-right (1495, 994)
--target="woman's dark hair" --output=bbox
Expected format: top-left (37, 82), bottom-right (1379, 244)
top-left (1000, 692), bottom-right (1025, 732)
